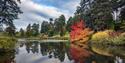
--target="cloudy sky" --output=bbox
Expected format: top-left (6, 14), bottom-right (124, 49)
top-left (14, 0), bottom-right (80, 31)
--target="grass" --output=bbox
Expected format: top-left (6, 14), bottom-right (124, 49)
top-left (28, 33), bottom-right (70, 40)
top-left (91, 30), bottom-right (125, 46)
top-left (0, 36), bottom-right (17, 49)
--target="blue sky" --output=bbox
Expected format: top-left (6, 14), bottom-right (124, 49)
top-left (14, 0), bottom-right (80, 31)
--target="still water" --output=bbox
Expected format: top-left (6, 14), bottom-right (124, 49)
top-left (0, 40), bottom-right (125, 63)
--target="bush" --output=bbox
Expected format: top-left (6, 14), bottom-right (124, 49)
top-left (108, 37), bottom-right (124, 45)
top-left (108, 33), bottom-right (125, 45)
top-left (91, 30), bottom-right (125, 45)
top-left (0, 36), bottom-right (17, 49)
top-left (91, 31), bottom-right (109, 42)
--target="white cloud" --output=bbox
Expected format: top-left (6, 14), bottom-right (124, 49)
top-left (14, 0), bottom-right (80, 31)
top-left (62, 0), bottom-right (80, 14)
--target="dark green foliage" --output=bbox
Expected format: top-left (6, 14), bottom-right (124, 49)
top-left (75, 0), bottom-right (125, 31)
top-left (93, 0), bottom-right (114, 30)
top-left (54, 18), bottom-right (60, 33)
top-left (26, 24), bottom-right (32, 37)
top-left (0, 0), bottom-right (22, 37)
top-left (5, 26), bottom-right (15, 36)
top-left (39, 42), bottom-right (67, 62)
top-left (75, 0), bottom-right (94, 28)
top-left (19, 28), bottom-right (25, 37)
top-left (40, 21), bottom-right (50, 34)
top-left (0, 0), bottom-right (22, 27)
top-left (48, 31), bottom-right (54, 37)
top-left (40, 16), bottom-right (66, 37)
top-left (54, 15), bottom-right (66, 36)
top-left (48, 18), bottom-right (54, 37)
top-left (66, 17), bottom-right (73, 32)
top-left (31, 23), bottom-right (39, 36)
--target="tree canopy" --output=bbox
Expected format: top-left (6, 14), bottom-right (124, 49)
top-left (0, 0), bottom-right (22, 27)
top-left (75, 0), bottom-right (125, 31)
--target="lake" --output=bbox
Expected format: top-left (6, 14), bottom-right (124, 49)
top-left (0, 40), bottom-right (125, 63)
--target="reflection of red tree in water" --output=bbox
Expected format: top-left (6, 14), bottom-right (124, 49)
top-left (70, 19), bottom-right (92, 63)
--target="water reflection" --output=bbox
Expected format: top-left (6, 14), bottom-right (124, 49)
top-left (1, 41), bottom-right (125, 63)
top-left (25, 42), bottom-right (39, 53)
top-left (91, 44), bottom-right (125, 63)
top-left (21, 41), bottom-right (72, 63)
top-left (0, 50), bottom-right (15, 63)
top-left (70, 44), bottom-right (92, 63)
top-left (39, 42), bottom-right (68, 62)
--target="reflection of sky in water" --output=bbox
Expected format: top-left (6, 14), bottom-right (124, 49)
top-left (15, 43), bottom-right (73, 63)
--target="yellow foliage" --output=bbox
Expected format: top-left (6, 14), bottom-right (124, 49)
top-left (91, 31), bottom-right (109, 41)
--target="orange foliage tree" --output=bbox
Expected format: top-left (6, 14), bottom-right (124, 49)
top-left (70, 19), bottom-right (91, 48)
top-left (69, 19), bottom-right (92, 63)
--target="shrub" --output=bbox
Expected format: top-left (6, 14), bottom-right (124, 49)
top-left (91, 30), bottom-right (125, 45)
top-left (91, 31), bottom-right (109, 42)
top-left (0, 36), bottom-right (17, 49)
top-left (108, 33), bottom-right (125, 45)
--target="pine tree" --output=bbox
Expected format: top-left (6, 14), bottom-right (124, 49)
top-left (19, 28), bottom-right (24, 37)
top-left (0, 0), bottom-right (22, 27)
top-left (32, 23), bottom-right (39, 36)
top-left (66, 17), bottom-right (73, 32)
top-left (40, 21), bottom-right (49, 35)
top-left (26, 24), bottom-right (32, 37)
top-left (54, 15), bottom-right (66, 36)
top-left (5, 25), bottom-right (16, 36)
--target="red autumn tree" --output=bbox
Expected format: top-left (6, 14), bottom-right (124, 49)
top-left (70, 19), bottom-right (91, 46)
top-left (70, 19), bottom-right (92, 63)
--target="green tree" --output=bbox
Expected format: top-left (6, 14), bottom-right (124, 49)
top-left (66, 17), bottom-right (73, 32)
top-left (48, 18), bottom-right (54, 37)
top-left (19, 28), bottom-right (25, 37)
top-left (76, 0), bottom-right (116, 31)
top-left (92, 0), bottom-right (114, 30)
top-left (31, 23), bottom-right (39, 36)
top-left (5, 26), bottom-right (16, 36)
top-left (54, 15), bottom-right (66, 36)
top-left (40, 21), bottom-right (49, 35)
top-left (75, 0), bottom-right (94, 29)
top-left (26, 24), bottom-right (32, 37)
top-left (0, 0), bottom-right (22, 27)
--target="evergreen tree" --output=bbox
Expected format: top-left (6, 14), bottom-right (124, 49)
top-left (0, 0), bottom-right (22, 27)
top-left (54, 15), bottom-right (66, 36)
top-left (76, 0), bottom-right (115, 31)
top-left (75, 0), bottom-right (93, 28)
top-left (40, 21), bottom-right (49, 35)
top-left (19, 28), bottom-right (24, 37)
top-left (26, 24), bottom-right (32, 37)
top-left (32, 23), bottom-right (39, 36)
top-left (66, 17), bottom-right (73, 32)
top-left (5, 24), bottom-right (16, 36)
top-left (48, 18), bottom-right (54, 37)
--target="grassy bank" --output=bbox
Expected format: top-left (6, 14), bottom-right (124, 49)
top-left (26, 36), bottom-right (69, 40)
top-left (0, 36), bottom-right (17, 50)
top-left (91, 30), bottom-right (125, 46)
top-left (26, 33), bottom-right (69, 40)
